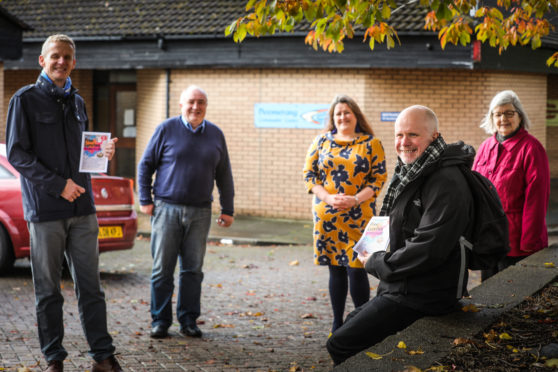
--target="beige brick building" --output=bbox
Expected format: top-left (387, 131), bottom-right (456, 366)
top-left (3, 67), bottom-right (551, 220)
top-left (2, 0), bottom-right (557, 221)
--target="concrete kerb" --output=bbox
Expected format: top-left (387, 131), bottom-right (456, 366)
top-left (335, 244), bottom-right (558, 371)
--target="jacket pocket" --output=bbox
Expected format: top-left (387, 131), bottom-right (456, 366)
top-left (35, 112), bottom-right (58, 125)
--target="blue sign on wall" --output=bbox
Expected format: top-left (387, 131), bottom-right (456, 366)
top-left (255, 103), bottom-right (329, 129)
top-left (381, 112), bottom-right (400, 122)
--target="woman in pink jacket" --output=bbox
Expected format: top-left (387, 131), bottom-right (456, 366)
top-left (473, 90), bottom-right (550, 280)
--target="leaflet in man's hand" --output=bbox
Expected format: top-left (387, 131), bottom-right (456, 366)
top-left (79, 132), bottom-right (111, 173)
top-left (353, 216), bottom-right (390, 255)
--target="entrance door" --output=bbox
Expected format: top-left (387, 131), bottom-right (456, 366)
top-left (109, 85), bottom-right (136, 179)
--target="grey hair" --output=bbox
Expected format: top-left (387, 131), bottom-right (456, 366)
top-left (41, 34), bottom-right (76, 57)
top-left (397, 105), bottom-right (439, 134)
top-left (480, 90), bottom-right (531, 134)
top-left (180, 85), bottom-right (208, 103)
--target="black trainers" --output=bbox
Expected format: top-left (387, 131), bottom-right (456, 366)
top-left (180, 324), bottom-right (202, 338)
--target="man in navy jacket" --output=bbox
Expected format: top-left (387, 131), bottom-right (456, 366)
top-left (138, 85), bottom-right (234, 339)
top-left (6, 34), bottom-right (121, 372)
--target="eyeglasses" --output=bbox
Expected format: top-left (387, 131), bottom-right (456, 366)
top-left (492, 110), bottom-right (518, 119)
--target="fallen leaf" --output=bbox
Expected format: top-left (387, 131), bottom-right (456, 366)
top-left (545, 359), bottom-right (558, 367)
top-left (543, 262), bottom-right (555, 268)
top-left (453, 337), bottom-right (472, 345)
top-left (289, 260), bottom-right (299, 266)
top-left (401, 366), bottom-right (422, 371)
top-left (499, 332), bottom-right (512, 340)
top-left (397, 341), bottom-right (407, 349)
top-left (407, 348), bottom-right (424, 355)
top-left (213, 324), bottom-right (235, 328)
top-left (301, 313), bottom-right (316, 319)
top-left (17, 368), bottom-right (32, 372)
top-left (365, 351), bottom-right (383, 360)
top-left (461, 304), bottom-right (480, 312)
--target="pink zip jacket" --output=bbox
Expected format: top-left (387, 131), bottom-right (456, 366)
top-left (473, 128), bottom-right (550, 257)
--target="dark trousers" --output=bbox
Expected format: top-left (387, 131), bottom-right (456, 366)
top-left (481, 255), bottom-right (525, 281)
top-left (326, 295), bottom-right (425, 365)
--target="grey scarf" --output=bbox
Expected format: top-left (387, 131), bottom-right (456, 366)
top-left (380, 135), bottom-right (447, 216)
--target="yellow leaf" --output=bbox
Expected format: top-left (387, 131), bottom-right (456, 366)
top-left (545, 359), bottom-right (558, 367)
top-left (408, 348), bottom-right (425, 355)
top-left (289, 260), bottom-right (299, 266)
top-left (499, 332), bottom-right (512, 340)
top-left (402, 366), bottom-right (422, 371)
top-left (397, 341), bottom-right (407, 349)
top-left (365, 351), bottom-right (383, 360)
top-left (543, 262), bottom-right (555, 268)
top-left (461, 303), bottom-right (480, 312)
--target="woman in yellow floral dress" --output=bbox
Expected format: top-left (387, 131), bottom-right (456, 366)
top-left (303, 94), bottom-right (387, 332)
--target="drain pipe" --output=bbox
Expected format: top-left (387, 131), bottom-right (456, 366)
top-left (165, 68), bottom-right (171, 118)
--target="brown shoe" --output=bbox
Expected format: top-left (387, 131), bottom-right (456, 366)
top-left (91, 355), bottom-right (123, 372)
top-left (44, 360), bottom-right (63, 372)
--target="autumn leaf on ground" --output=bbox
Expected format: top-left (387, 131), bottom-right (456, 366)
top-left (17, 368), bottom-right (32, 372)
top-left (453, 337), bottom-right (473, 345)
top-left (365, 351), bottom-right (383, 360)
top-left (483, 329), bottom-right (498, 342)
top-left (545, 359), bottom-right (558, 367)
top-left (397, 341), bottom-right (407, 349)
top-left (543, 262), bottom-right (555, 268)
top-left (499, 332), bottom-right (512, 340)
top-left (365, 350), bottom-right (394, 360)
top-left (289, 260), bottom-right (299, 266)
top-left (213, 323), bottom-right (235, 328)
top-left (301, 313), bottom-right (316, 319)
top-left (401, 366), bottom-right (422, 372)
top-left (407, 348), bottom-right (424, 355)
top-left (461, 303), bottom-right (480, 312)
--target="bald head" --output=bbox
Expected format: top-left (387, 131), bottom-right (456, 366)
top-left (394, 105), bottom-right (440, 164)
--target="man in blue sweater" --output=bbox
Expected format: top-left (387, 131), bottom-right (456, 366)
top-left (138, 85), bottom-right (234, 339)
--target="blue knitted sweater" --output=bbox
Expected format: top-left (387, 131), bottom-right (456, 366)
top-left (138, 117), bottom-right (234, 215)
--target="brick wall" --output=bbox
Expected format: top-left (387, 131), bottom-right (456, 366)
top-left (2, 69), bottom-right (94, 142)
top-left (135, 69), bottom-right (168, 175)
top-left (548, 75), bottom-right (558, 178)
top-left (134, 68), bottom-right (547, 220)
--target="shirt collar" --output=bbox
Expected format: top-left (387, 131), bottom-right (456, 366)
top-left (180, 115), bottom-right (206, 133)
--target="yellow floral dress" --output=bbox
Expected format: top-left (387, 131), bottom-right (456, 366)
top-left (303, 132), bottom-right (387, 268)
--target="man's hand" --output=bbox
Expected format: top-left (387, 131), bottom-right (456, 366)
top-left (61, 179), bottom-right (85, 202)
top-left (101, 137), bottom-right (119, 161)
top-left (357, 251), bottom-right (371, 266)
top-left (140, 204), bottom-right (154, 216)
top-left (216, 214), bottom-right (234, 227)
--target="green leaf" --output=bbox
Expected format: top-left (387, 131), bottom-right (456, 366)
top-left (369, 36), bottom-right (376, 50)
top-left (381, 4), bottom-right (391, 20)
top-left (225, 20), bottom-right (238, 36)
top-left (245, 0), bottom-right (258, 11)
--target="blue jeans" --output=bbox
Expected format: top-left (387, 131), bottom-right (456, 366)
top-left (28, 214), bottom-right (115, 363)
top-left (150, 200), bottom-right (212, 328)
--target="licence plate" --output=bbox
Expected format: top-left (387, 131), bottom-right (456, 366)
top-left (98, 226), bottom-right (123, 239)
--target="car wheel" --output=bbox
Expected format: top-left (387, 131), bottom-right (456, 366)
top-left (0, 225), bottom-right (15, 274)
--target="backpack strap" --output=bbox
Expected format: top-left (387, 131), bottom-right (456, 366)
top-left (456, 236), bottom-right (473, 299)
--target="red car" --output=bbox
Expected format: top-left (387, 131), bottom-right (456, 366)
top-left (0, 143), bottom-right (137, 272)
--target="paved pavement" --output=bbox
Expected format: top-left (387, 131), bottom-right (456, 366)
top-left (1, 178), bottom-right (557, 372)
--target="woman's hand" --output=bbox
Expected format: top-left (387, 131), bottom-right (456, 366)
top-left (327, 193), bottom-right (358, 210)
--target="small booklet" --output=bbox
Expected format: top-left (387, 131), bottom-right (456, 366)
top-left (79, 132), bottom-right (111, 173)
top-left (353, 216), bottom-right (390, 255)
